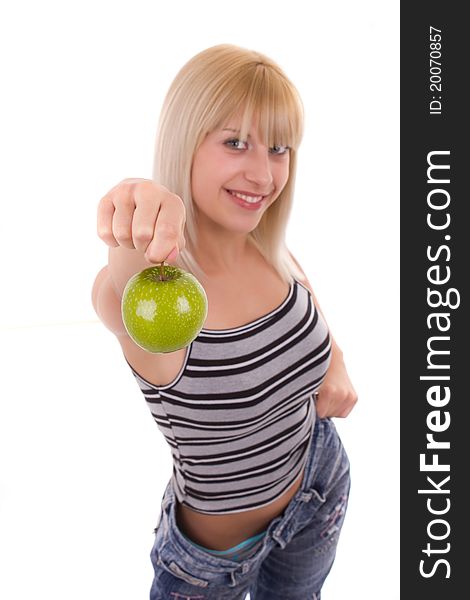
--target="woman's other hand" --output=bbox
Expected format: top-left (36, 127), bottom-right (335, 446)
top-left (315, 344), bottom-right (358, 418)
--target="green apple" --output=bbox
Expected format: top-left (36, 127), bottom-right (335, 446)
top-left (121, 264), bottom-right (208, 353)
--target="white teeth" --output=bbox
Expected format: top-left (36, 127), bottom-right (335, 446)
top-left (229, 191), bottom-right (263, 203)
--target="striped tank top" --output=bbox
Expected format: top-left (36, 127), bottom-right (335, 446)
top-left (127, 278), bottom-right (331, 514)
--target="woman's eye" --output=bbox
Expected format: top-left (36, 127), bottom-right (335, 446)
top-left (225, 138), bottom-right (248, 150)
top-left (269, 145), bottom-right (290, 155)
top-left (224, 139), bottom-right (289, 154)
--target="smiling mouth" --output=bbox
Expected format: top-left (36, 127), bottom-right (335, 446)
top-left (226, 189), bottom-right (266, 204)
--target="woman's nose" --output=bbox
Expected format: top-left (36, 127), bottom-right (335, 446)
top-left (244, 148), bottom-right (274, 189)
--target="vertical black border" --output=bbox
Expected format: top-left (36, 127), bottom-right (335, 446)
top-left (401, 3), bottom-right (468, 597)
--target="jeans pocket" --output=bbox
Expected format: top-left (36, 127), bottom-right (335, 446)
top-left (318, 492), bottom-right (348, 543)
top-left (292, 480), bottom-right (349, 558)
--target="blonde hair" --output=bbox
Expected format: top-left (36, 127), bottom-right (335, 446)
top-left (153, 44), bottom-right (305, 284)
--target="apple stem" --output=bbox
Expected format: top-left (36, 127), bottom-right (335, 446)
top-left (159, 261), bottom-right (164, 281)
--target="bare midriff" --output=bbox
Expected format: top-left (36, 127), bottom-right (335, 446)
top-left (175, 468), bottom-right (305, 551)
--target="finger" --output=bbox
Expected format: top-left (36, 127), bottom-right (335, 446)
top-left (144, 195), bottom-right (185, 264)
top-left (111, 192), bottom-right (137, 249)
top-left (97, 196), bottom-right (119, 247)
top-left (108, 177), bottom-right (151, 196)
top-left (165, 230), bottom-right (186, 265)
top-left (132, 193), bottom-right (160, 253)
top-left (341, 394), bottom-right (358, 417)
top-left (165, 246), bottom-right (180, 264)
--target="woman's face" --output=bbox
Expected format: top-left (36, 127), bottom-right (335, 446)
top-left (190, 116), bottom-right (290, 235)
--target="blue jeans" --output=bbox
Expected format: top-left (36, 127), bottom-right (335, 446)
top-left (149, 417), bottom-right (350, 600)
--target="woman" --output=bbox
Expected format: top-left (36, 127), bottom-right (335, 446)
top-left (93, 44), bottom-right (357, 599)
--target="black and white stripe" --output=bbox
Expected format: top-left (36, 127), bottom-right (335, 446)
top-left (127, 279), bottom-right (332, 514)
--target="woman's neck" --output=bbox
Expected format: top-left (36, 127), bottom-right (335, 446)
top-left (193, 227), bottom-right (255, 276)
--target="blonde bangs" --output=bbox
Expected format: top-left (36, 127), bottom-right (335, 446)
top-left (237, 66), bottom-right (303, 151)
top-left (190, 51), bottom-right (303, 151)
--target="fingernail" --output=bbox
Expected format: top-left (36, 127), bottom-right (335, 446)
top-left (166, 246), bottom-right (179, 262)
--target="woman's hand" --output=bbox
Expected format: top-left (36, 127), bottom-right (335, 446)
top-left (315, 344), bottom-right (358, 418)
top-left (97, 178), bottom-right (186, 264)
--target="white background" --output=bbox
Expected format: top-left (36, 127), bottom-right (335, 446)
top-left (0, 1), bottom-right (399, 598)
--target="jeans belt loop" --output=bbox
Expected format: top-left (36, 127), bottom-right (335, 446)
top-left (272, 527), bottom-right (287, 549)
